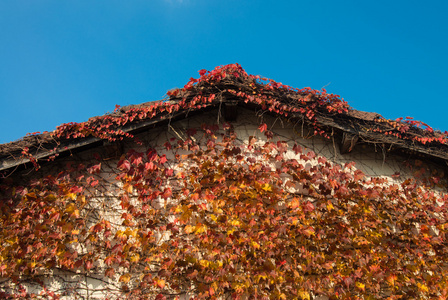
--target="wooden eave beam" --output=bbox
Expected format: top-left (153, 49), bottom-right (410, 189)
top-left (315, 115), bottom-right (448, 162)
top-left (0, 107), bottom-right (213, 172)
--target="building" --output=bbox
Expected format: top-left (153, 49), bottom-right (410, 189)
top-left (1, 64), bottom-right (448, 299)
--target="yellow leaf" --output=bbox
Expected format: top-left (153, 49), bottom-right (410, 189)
top-left (180, 207), bottom-right (192, 221)
top-left (123, 183), bottom-right (133, 193)
top-left (211, 281), bottom-right (218, 292)
top-left (65, 204), bottom-right (80, 218)
top-left (210, 214), bottom-right (217, 222)
top-left (355, 281), bottom-right (365, 291)
top-left (174, 205), bottom-right (183, 213)
top-left (119, 273), bottom-right (131, 283)
top-left (6, 237), bottom-right (17, 245)
top-left (417, 283), bottom-right (429, 292)
top-left (77, 195), bottom-right (86, 205)
top-left (298, 290), bottom-right (310, 300)
top-left (194, 223), bottom-right (207, 234)
top-left (199, 260), bottom-right (210, 268)
top-left (230, 219), bottom-right (241, 226)
top-left (386, 274), bottom-right (397, 287)
top-left (184, 225), bottom-right (194, 234)
top-left (56, 248), bottom-right (65, 257)
top-left (125, 228), bottom-right (138, 238)
top-left (255, 274), bottom-right (267, 283)
top-left (227, 228), bottom-right (235, 235)
top-left (66, 193), bottom-right (77, 200)
top-left (72, 209), bottom-right (80, 218)
top-left (129, 253), bottom-right (140, 263)
top-left (251, 241), bottom-right (260, 249)
top-left (65, 203), bottom-right (76, 213)
top-left (115, 230), bottom-right (126, 241)
top-left (261, 183), bottom-right (272, 191)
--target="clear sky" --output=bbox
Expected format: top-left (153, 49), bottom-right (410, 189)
top-left (1, 0), bottom-right (447, 144)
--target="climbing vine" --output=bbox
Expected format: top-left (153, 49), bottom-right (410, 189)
top-left (1, 64), bottom-right (448, 299)
top-left (1, 120), bottom-right (448, 299)
top-left (47, 64), bottom-right (447, 149)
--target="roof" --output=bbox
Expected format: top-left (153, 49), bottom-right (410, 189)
top-left (1, 63), bottom-right (448, 174)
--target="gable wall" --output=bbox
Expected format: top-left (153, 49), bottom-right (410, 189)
top-left (1, 108), bottom-right (445, 299)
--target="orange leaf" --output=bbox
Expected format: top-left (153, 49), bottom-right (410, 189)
top-left (119, 273), bottom-right (131, 283)
top-left (156, 278), bottom-right (165, 289)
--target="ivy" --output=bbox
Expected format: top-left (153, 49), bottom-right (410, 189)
top-left (1, 121), bottom-right (448, 299)
top-left (46, 64), bottom-right (447, 154)
top-left (1, 64), bottom-right (448, 299)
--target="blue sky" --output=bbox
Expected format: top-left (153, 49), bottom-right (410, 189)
top-left (1, 0), bottom-right (447, 144)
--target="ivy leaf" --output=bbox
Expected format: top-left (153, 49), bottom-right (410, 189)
top-left (258, 123), bottom-right (268, 133)
top-left (155, 278), bottom-right (165, 289)
top-left (117, 159), bottom-right (131, 171)
top-left (105, 268), bottom-right (115, 278)
top-left (119, 273), bottom-right (131, 283)
top-left (87, 163), bottom-right (101, 174)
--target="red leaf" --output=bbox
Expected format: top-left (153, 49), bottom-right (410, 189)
top-left (344, 276), bottom-right (353, 288)
top-left (165, 169), bottom-right (174, 176)
top-left (105, 268), bottom-right (115, 278)
top-left (104, 256), bottom-right (114, 266)
top-left (162, 188), bottom-right (172, 199)
top-left (293, 143), bottom-right (302, 155)
top-left (159, 155), bottom-right (167, 164)
top-left (85, 260), bottom-right (93, 270)
top-left (87, 163), bottom-right (101, 174)
top-left (117, 159), bottom-right (131, 171)
top-left (303, 201), bottom-right (314, 212)
top-left (354, 169), bottom-right (364, 181)
top-left (258, 123), bottom-right (268, 133)
top-left (145, 162), bottom-right (156, 171)
top-left (318, 157), bottom-right (326, 164)
top-left (164, 141), bottom-right (172, 150)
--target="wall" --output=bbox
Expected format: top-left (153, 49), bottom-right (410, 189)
top-left (1, 108), bottom-right (445, 299)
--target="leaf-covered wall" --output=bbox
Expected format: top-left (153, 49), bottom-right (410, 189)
top-left (1, 107), bottom-right (447, 299)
